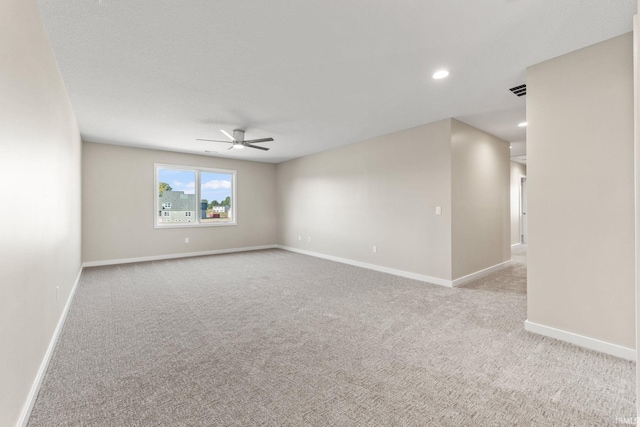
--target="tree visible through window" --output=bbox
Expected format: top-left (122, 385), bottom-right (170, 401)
top-left (155, 164), bottom-right (236, 227)
top-left (200, 171), bottom-right (234, 224)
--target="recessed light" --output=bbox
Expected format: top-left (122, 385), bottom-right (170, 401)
top-left (518, 122), bottom-right (527, 127)
top-left (432, 70), bottom-right (449, 80)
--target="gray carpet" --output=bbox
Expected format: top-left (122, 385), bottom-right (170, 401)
top-left (462, 244), bottom-right (526, 294)
top-left (28, 247), bottom-right (635, 426)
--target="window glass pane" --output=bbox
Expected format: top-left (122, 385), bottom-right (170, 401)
top-left (157, 168), bottom-right (197, 225)
top-left (200, 171), bottom-right (233, 223)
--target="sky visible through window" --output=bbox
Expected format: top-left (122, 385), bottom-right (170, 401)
top-left (158, 169), bottom-right (232, 204)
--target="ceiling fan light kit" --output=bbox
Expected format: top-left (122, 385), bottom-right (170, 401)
top-left (196, 128), bottom-right (273, 152)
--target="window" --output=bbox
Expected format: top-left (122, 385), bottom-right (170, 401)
top-left (155, 164), bottom-right (236, 228)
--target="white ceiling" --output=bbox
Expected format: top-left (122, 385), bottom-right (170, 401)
top-left (36, 0), bottom-right (636, 164)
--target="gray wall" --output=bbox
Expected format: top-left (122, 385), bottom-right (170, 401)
top-left (635, 4), bottom-right (639, 419)
top-left (276, 120), bottom-right (453, 280)
top-left (82, 142), bottom-right (277, 263)
top-left (0, 0), bottom-right (82, 425)
top-left (276, 118), bottom-right (511, 283)
top-left (451, 120), bottom-right (511, 279)
top-left (527, 33), bottom-right (635, 349)
top-left (510, 162), bottom-right (527, 246)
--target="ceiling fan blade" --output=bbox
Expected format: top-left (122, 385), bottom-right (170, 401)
top-left (220, 129), bottom-right (235, 141)
top-left (245, 143), bottom-right (270, 151)
top-left (243, 137), bottom-right (274, 144)
top-left (197, 138), bottom-right (232, 143)
top-left (227, 145), bottom-right (235, 150)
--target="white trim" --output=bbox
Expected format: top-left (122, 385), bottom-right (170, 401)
top-left (18, 267), bottom-right (83, 427)
top-left (451, 260), bottom-right (511, 287)
top-left (511, 243), bottom-right (522, 247)
top-left (277, 245), bottom-right (453, 287)
top-left (82, 245), bottom-right (277, 267)
top-left (524, 320), bottom-right (636, 361)
top-left (520, 175), bottom-right (527, 244)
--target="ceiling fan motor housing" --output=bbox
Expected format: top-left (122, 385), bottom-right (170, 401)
top-left (233, 129), bottom-right (245, 141)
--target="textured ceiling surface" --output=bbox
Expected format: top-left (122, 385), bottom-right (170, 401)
top-left (36, 0), bottom-right (636, 163)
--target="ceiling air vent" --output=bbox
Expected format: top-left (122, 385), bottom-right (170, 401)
top-left (509, 84), bottom-right (526, 97)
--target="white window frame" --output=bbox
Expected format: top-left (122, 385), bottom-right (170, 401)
top-left (154, 163), bottom-right (237, 228)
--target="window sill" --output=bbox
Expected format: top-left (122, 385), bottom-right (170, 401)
top-left (154, 222), bottom-right (237, 229)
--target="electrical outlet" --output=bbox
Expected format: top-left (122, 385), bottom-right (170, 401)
top-left (298, 235), bottom-right (301, 241)
top-left (185, 237), bottom-right (189, 243)
top-left (435, 206), bottom-right (442, 215)
top-left (372, 245), bottom-right (377, 253)
top-left (308, 236), bottom-right (311, 243)
top-left (56, 286), bottom-right (59, 302)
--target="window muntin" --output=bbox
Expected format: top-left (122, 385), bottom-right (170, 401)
top-left (155, 164), bottom-right (236, 228)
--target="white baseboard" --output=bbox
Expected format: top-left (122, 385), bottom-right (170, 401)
top-left (277, 245), bottom-right (453, 287)
top-left (18, 267), bottom-right (83, 427)
top-left (82, 245), bottom-right (278, 267)
top-left (451, 260), bottom-right (512, 287)
top-left (524, 320), bottom-right (636, 361)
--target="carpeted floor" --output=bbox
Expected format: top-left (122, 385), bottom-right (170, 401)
top-left (462, 244), bottom-right (526, 294)
top-left (28, 246), bottom-right (635, 426)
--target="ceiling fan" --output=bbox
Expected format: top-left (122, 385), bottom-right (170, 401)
top-left (197, 129), bottom-right (273, 151)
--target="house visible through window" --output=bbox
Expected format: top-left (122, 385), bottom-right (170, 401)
top-left (155, 164), bottom-right (236, 228)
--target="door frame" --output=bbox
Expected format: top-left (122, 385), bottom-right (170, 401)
top-left (520, 176), bottom-right (527, 244)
